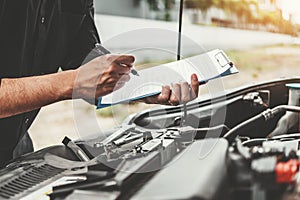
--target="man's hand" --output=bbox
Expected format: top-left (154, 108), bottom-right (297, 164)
top-left (141, 74), bottom-right (200, 106)
top-left (73, 54), bottom-right (135, 102)
top-left (0, 54), bottom-right (135, 118)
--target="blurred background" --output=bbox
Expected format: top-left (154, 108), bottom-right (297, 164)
top-left (29, 0), bottom-right (300, 150)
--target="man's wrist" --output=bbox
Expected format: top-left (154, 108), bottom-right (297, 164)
top-left (56, 70), bottom-right (77, 101)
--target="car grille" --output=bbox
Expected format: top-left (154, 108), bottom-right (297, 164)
top-left (0, 163), bottom-right (64, 199)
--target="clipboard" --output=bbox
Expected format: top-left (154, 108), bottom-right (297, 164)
top-left (97, 49), bottom-right (238, 109)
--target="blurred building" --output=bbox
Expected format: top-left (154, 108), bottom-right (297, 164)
top-left (256, 0), bottom-right (279, 11)
top-left (278, 0), bottom-right (300, 24)
top-left (257, 0), bottom-right (300, 24)
top-left (94, 0), bottom-right (300, 26)
top-left (95, 0), bottom-right (149, 18)
top-left (94, 0), bottom-right (179, 21)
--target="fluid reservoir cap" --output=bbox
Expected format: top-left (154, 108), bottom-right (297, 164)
top-left (286, 83), bottom-right (300, 89)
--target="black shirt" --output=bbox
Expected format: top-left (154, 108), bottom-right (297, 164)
top-left (0, 0), bottom-right (100, 167)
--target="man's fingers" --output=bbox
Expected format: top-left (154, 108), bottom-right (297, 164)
top-left (169, 83), bottom-right (181, 105)
top-left (168, 74), bottom-right (199, 106)
top-left (142, 86), bottom-right (171, 104)
top-left (114, 55), bottom-right (135, 65)
top-left (109, 63), bottom-right (132, 74)
top-left (180, 82), bottom-right (190, 103)
top-left (118, 74), bottom-right (131, 83)
top-left (104, 55), bottom-right (135, 75)
top-left (190, 74), bottom-right (199, 99)
top-left (114, 82), bottom-right (126, 91)
top-left (157, 85), bottom-right (171, 104)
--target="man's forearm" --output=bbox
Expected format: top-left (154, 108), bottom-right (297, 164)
top-left (0, 70), bottom-right (76, 118)
top-left (0, 54), bottom-right (135, 119)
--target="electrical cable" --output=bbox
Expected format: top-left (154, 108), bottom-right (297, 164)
top-left (223, 105), bottom-right (300, 142)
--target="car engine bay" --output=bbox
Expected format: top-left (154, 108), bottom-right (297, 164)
top-left (1, 77), bottom-right (300, 200)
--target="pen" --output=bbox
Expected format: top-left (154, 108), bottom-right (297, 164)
top-left (131, 67), bottom-right (140, 76)
top-left (119, 63), bottom-right (140, 76)
top-left (95, 43), bottom-right (139, 76)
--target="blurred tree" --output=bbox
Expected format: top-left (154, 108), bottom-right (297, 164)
top-left (147, 0), bottom-right (160, 10)
top-left (237, 0), bottom-right (255, 28)
top-left (213, 0), bottom-right (257, 28)
top-left (146, 0), bottom-right (175, 21)
top-left (185, 0), bottom-right (214, 12)
top-left (163, 0), bottom-right (175, 21)
top-left (185, 0), bottom-right (214, 23)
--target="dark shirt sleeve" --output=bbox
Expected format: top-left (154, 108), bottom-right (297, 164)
top-left (0, 0), bottom-right (6, 24)
top-left (61, 0), bottom-right (102, 70)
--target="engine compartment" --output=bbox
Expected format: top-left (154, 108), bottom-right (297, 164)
top-left (2, 77), bottom-right (300, 200)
